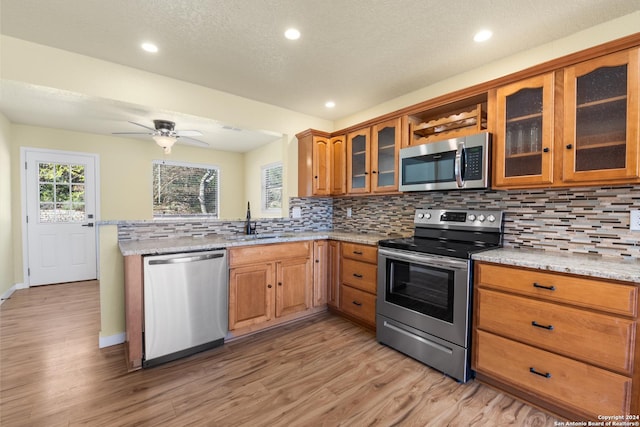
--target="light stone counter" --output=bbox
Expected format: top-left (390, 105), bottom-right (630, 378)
top-left (472, 248), bottom-right (640, 284)
top-left (119, 231), bottom-right (389, 256)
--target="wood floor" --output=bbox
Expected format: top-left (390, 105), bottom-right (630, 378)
top-left (1, 282), bottom-right (560, 426)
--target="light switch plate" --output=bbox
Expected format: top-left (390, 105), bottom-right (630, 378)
top-left (347, 208), bottom-right (352, 218)
top-left (291, 207), bottom-right (301, 219)
top-left (631, 210), bottom-right (640, 231)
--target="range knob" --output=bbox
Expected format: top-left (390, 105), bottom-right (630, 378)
top-left (417, 213), bottom-right (424, 219)
top-left (425, 213), bottom-right (431, 219)
top-left (467, 214), bottom-right (476, 221)
top-left (487, 214), bottom-right (496, 222)
top-left (478, 214), bottom-right (486, 222)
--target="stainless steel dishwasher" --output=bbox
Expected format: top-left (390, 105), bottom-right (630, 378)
top-left (143, 249), bottom-right (228, 367)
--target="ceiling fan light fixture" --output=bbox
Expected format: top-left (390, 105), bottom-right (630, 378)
top-left (152, 134), bottom-right (177, 153)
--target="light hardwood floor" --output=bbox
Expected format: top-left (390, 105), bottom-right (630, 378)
top-left (0, 281), bottom-right (559, 426)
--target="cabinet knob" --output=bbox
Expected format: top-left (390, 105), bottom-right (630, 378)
top-left (314, 176), bottom-right (318, 179)
top-left (315, 259), bottom-right (319, 263)
top-left (543, 147), bottom-right (550, 153)
top-left (371, 170), bottom-right (377, 174)
top-left (352, 301), bottom-right (363, 307)
top-left (267, 284), bottom-right (272, 288)
top-left (364, 171), bottom-right (368, 175)
top-left (278, 282), bottom-right (282, 286)
top-left (566, 144), bottom-right (573, 149)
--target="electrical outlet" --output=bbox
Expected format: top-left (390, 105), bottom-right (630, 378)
top-left (291, 207), bottom-right (301, 219)
top-left (631, 210), bottom-right (640, 231)
top-left (347, 207), bottom-right (352, 218)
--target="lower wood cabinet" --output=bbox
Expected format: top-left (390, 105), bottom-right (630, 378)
top-left (228, 241), bottom-right (314, 335)
top-left (336, 242), bottom-right (378, 328)
top-left (473, 262), bottom-right (639, 420)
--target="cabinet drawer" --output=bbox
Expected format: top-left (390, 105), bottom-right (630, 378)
top-left (475, 330), bottom-right (632, 418)
top-left (341, 258), bottom-right (377, 294)
top-left (340, 285), bottom-right (376, 325)
top-left (341, 242), bottom-right (377, 264)
top-left (476, 263), bottom-right (637, 317)
top-left (476, 288), bottom-right (635, 374)
top-left (229, 241), bottom-right (310, 267)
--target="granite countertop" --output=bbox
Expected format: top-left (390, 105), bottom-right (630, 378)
top-left (473, 248), bottom-right (640, 283)
top-left (118, 231), bottom-right (389, 256)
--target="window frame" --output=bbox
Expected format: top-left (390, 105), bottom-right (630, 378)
top-left (152, 159), bottom-right (221, 219)
top-left (261, 161), bottom-right (283, 215)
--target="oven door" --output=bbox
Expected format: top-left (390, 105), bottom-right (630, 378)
top-left (377, 247), bottom-right (471, 347)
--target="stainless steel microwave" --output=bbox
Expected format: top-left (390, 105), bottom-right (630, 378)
top-left (399, 132), bottom-right (491, 192)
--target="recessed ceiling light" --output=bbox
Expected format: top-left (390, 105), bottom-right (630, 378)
top-left (141, 42), bottom-right (159, 53)
top-left (325, 101), bottom-right (336, 108)
top-left (284, 28), bottom-right (301, 40)
top-left (473, 29), bottom-right (492, 43)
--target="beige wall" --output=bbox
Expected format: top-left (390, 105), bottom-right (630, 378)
top-left (0, 113), bottom-right (14, 297)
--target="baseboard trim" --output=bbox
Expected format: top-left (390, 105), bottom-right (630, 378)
top-left (99, 332), bottom-right (126, 348)
top-left (0, 284), bottom-right (18, 306)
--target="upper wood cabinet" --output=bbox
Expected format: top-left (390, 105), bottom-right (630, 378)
top-left (371, 118), bottom-right (401, 192)
top-left (347, 117), bottom-right (401, 194)
top-left (562, 49), bottom-right (639, 182)
top-left (297, 129), bottom-right (346, 196)
top-left (492, 47), bottom-right (640, 189)
top-left (346, 127), bottom-right (371, 193)
top-left (493, 73), bottom-right (555, 187)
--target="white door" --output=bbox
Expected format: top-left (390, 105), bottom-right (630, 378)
top-left (25, 150), bottom-right (98, 286)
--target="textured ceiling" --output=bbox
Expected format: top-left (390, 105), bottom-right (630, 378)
top-left (0, 0), bottom-right (639, 150)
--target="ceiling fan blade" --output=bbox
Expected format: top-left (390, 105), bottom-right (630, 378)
top-left (175, 130), bottom-right (203, 137)
top-left (128, 121), bottom-right (157, 132)
top-left (112, 131), bottom-right (154, 135)
top-left (180, 136), bottom-right (209, 146)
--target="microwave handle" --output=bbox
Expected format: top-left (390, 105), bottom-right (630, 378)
top-left (455, 143), bottom-right (465, 187)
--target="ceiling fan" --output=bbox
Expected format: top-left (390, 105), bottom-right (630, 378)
top-left (113, 120), bottom-right (208, 153)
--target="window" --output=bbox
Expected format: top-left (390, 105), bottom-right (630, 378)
top-left (152, 160), bottom-right (219, 218)
top-left (38, 162), bottom-right (86, 223)
top-left (262, 162), bottom-right (283, 213)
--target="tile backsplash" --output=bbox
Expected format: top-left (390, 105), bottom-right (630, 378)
top-left (331, 186), bottom-right (640, 259)
top-left (118, 186), bottom-right (640, 260)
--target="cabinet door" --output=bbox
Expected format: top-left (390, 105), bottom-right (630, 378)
top-left (494, 73), bottom-right (554, 187)
top-left (229, 263), bottom-right (274, 330)
top-left (563, 49), bottom-right (639, 182)
top-left (312, 240), bottom-right (328, 307)
top-left (347, 128), bottom-right (371, 193)
top-left (371, 118), bottom-right (401, 192)
top-left (312, 136), bottom-right (330, 195)
top-left (329, 135), bottom-right (346, 195)
top-left (327, 240), bottom-right (341, 308)
top-left (275, 257), bottom-right (312, 318)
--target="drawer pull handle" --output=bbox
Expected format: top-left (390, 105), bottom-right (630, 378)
top-left (353, 273), bottom-right (363, 278)
top-left (531, 321), bottom-right (554, 330)
top-left (352, 301), bottom-right (363, 306)
top-left (533, 282), bottom-right (556, 291)
top-left (529, 367), bottom-right (551, 378)
top-left (353, 251), bottom-right (364, 255)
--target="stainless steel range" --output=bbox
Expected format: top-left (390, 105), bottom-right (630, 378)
top-left (377, 208), bottom-right (504, 383)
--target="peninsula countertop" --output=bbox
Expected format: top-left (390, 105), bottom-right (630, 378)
top-left (119, 231), bottom-right (390, 256)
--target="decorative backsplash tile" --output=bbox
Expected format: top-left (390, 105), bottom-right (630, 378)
top-left (118, 186), bottom-right (640, 260)
top-left (117, 197), bottom-right (333, 241)
top-left (331, 186), bottom-right (640, 259)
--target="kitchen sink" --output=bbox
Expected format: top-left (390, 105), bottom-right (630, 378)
top-left (225, 233), bottom-right (295, 241)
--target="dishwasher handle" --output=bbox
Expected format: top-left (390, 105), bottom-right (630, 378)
top-left (148, 252), bottom-right (225, 265)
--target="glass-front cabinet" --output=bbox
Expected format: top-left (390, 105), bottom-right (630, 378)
top-left (346, 128), bottom-right (371, 193)
top-left (347, 117), bottom-right (401, 194)
top-left (494, 73), bottom-right (554, 187)
top-left (563, 49), bottom-right (639, 182)
top-left (371, 118), bottom-right (401, 192)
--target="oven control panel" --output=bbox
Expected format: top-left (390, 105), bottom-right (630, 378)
top-left (414, 209), bottom-right (503, 231)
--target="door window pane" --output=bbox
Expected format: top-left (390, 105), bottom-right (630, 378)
top-left (38, 162), bottom-right (86, 223)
